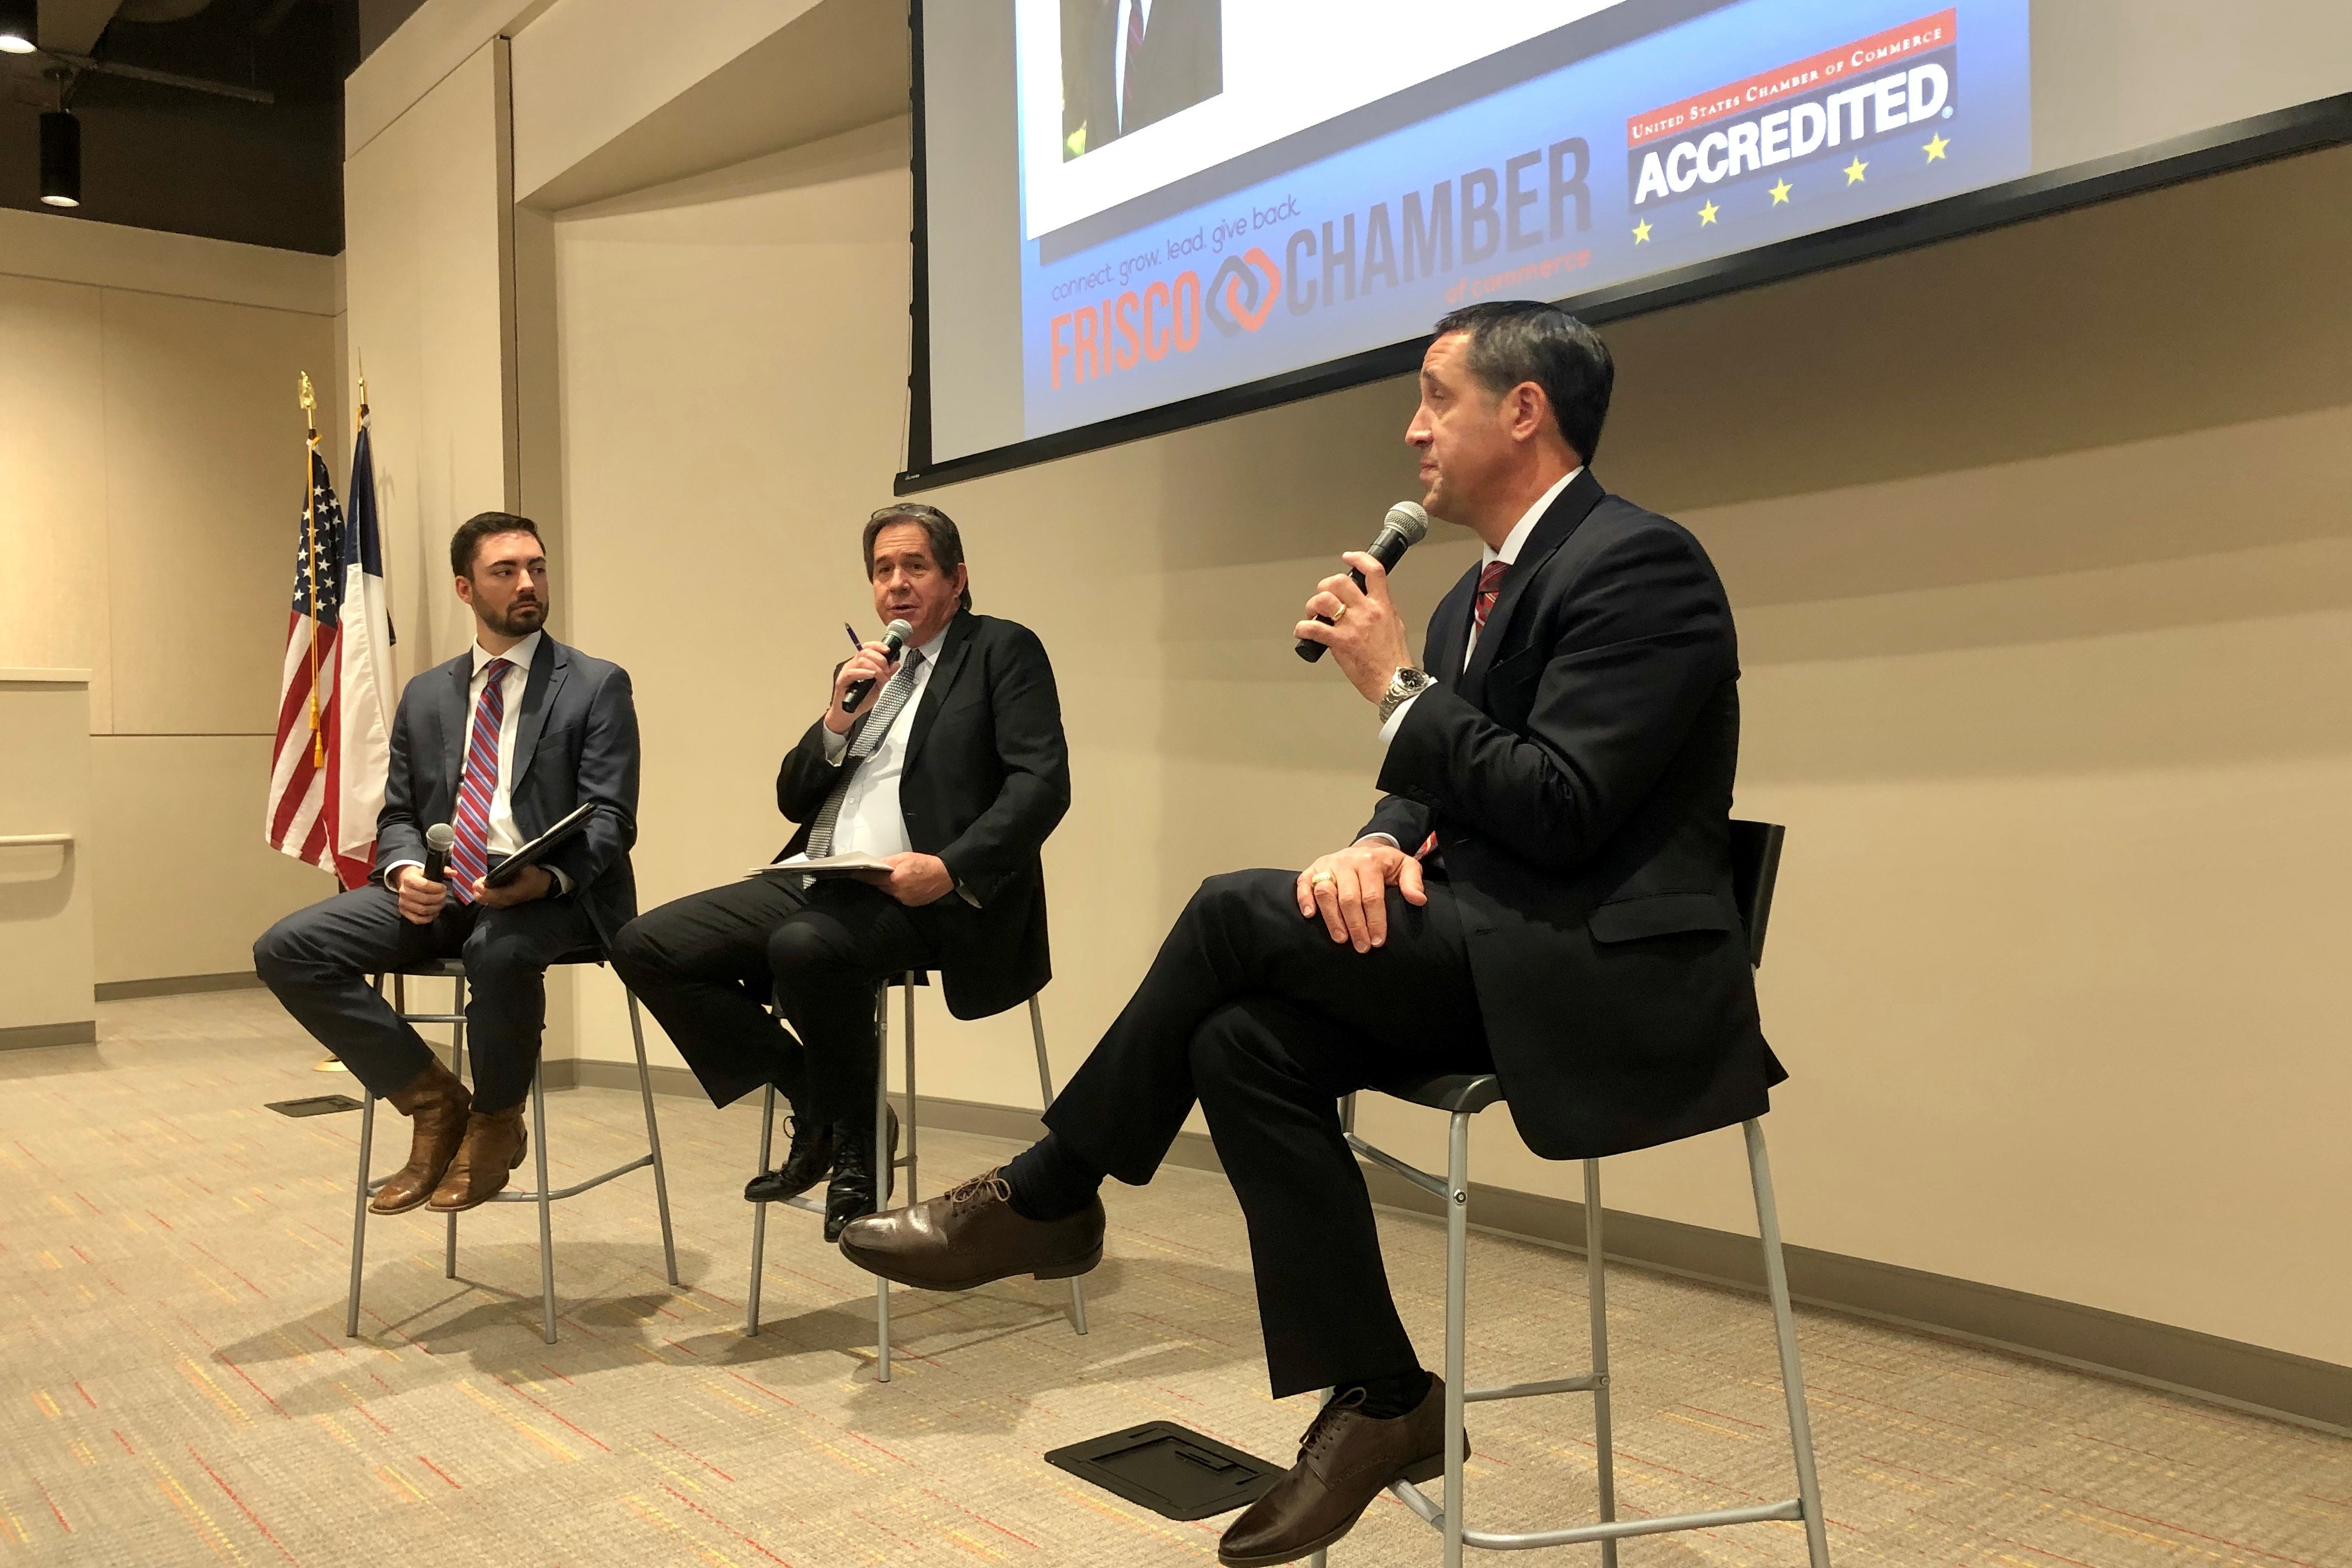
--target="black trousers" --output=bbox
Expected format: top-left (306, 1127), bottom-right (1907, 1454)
top-left (610, 876), bottom-right (945, 1130)
top-left (253, 881), bottom-right (597, 1112)
top-left (1045, 867), bottom-right (1492, 1398)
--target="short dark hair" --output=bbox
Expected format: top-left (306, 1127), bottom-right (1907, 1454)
top-left (862, 503), bottom-right (972, 612)
top-left (1430, 300), bottom-right (1615, 463)
top-left (449, 511), bottom-right (544, 578)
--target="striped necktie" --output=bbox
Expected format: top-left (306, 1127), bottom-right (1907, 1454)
top-left (1121, 0), bottom-right (1146, 131)
top-left (806, 649), bottom-right (927, 860)
top-left (447, 657), bottom-right (512, 902)
top-left (1416, 562), bottom-right (1513, 862)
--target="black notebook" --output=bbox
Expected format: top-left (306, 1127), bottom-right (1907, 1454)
top-left (483, 802), bottom-right (598, 887)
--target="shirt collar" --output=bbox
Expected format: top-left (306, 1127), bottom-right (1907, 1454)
top-left (473, 629), bottom-right (541, 678)
top-left (1482, 468), bottom-right (1583, 568)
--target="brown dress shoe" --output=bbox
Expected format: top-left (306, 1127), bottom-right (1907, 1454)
top-left (1217, 1381), bottom-right (1457, 1567)
top-left (369, 1059), bottom-right (472, 1214)
top-left (836, 1167), bottom-right (1102, 1289)
top-left (425, 1107), bottom-right (527, 1212)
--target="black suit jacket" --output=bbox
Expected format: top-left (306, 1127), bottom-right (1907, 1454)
top-left (374, 635), bottom-right (642, 948)
top-left (1080, 0), bottom-right (1223, 149)
top-left (1362, 471), bottom-right (1784, 1160)
top-left (774, 611), bottom-right (1071, 1020)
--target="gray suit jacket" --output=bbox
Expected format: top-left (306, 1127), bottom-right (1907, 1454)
top-left (374, 634), bottom-right (640, 947)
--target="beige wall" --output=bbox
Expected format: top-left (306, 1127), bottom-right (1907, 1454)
top-left (0, 211), bottom-right (343, 984)
top-left (547, 119), bottom-right (2350, 1367)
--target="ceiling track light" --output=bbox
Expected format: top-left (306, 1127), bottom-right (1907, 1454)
top-left (41, 111), bottom-right (82, 209)
top-left (0, 0), bottom-right (38, 55)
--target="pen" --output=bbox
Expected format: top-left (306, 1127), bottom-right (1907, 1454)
top-left (843, 621), bottom-right (865, 652)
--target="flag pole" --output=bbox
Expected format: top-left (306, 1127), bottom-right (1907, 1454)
top-left (299, 372), bottom-right (323, 768)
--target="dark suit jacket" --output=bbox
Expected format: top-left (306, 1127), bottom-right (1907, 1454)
top-left (774, 611), bottom-right (1071, 1021)
top-left (374, 634), bottom-right (642, 948)
top-left (1361, 470), bottom-right (1784, 1160)
top-left (1079, 0), bottom-right (1223, 149)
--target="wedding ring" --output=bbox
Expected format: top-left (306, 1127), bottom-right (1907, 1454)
top-left (1310, 871), bottom-right (1337, 888)
top-left (1329, 604), bottom-right (1348, 622)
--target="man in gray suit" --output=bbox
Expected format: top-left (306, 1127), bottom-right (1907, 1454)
top-left (256, 512), bottom-right (640, 1213)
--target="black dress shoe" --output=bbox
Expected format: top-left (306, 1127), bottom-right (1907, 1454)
top-left (744, 1115), bottom-right (835, 1205)
top-left (822, 1106), bottom-right (899, 1242)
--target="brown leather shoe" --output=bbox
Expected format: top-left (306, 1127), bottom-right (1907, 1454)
top-left (1217, 1381), bottom-right (1457, 1567)
top-left (369, 1059), bottom-right (471, 1214)
top-left (836, 1167), bottom-right (1102, 1289)
top-left (425, 1107), bottom-right (527, 1212)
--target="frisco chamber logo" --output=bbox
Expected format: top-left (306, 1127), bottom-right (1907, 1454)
top-left (1205, 249), bottom-right (1283, 336)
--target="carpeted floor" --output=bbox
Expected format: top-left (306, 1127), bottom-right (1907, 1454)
top-left (1, 991), bottom-right (2344, 1567)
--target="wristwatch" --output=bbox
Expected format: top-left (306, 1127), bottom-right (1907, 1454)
top-left (1378, 666), bottom-right (1435, 724)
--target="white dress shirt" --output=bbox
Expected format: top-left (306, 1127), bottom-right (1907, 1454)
top-left (1113, 0), bottom-right (1154, 132)
top-left (386, 630), bottom-right (569, 893)
top-left (817, 628), bottom-right (944, 859)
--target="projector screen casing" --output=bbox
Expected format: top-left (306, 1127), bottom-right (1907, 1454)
top-left (900, 3), bottom-right (2352, 495)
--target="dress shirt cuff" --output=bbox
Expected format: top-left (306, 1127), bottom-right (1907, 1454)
top-left (821, 724), bottom-right (850, 763)
top-left (1377, 691), bottom-right (1423, 746)
top-left (383, 859), bottom-right (422, 891)
top-left (1356, 834), bottom-right (1401, 850)
top-left (546, 865), bottom-right (573, 897)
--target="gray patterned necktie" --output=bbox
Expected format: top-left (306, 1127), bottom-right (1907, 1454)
top-left (806, 649), bottom-right (926, 860)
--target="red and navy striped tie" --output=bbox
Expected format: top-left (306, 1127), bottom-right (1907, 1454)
top-left (446, 657), bottom-right (512, 902)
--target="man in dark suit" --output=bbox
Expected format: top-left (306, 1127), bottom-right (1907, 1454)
top-left (1066, 0), bottom-right (1223, 156)
top-left (256, 512), bottom-right (640, 1213)
top-left (838, 302), bottom-right (1781, 1567)
top-left (610, 505), bottom-right (1071, 1240)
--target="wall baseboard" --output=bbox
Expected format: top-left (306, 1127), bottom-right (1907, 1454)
top-left (0, 1020), bottom-right (97, 1051)
top-left (546, 1066), bottom-right (2349, 1433)
top-left (96, 972), bottom-right (267, 1002)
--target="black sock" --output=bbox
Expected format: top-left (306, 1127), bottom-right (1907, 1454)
top-left (1346, 1366), bottom-right (1433, 1420)
top-left (1003, 1133), bottom-right (1104, 1222)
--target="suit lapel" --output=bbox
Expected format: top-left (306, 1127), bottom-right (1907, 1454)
top-left (1460, 469), bottom-right (1605, 709)
top-left (439, 654), bottom-right (473, 807)
top-left (508, 635), bottom-right (566, 799)
top-left (902, 612), bottom-right (977, 775)
top-left (1427, 568), bottom-right (1476, 692)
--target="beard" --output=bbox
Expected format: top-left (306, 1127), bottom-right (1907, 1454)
top-left (482, 596), bottom-right (545, 638)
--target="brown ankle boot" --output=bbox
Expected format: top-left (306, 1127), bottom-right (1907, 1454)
top-left (369, 1059), bottom-right (471, 1214)
top-left (426, 1107), bottom-right (527, 1212)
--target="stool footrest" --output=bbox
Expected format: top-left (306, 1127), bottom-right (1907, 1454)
top-left (1465, 1373), bottom-right (1603, 1402)
top-left (1390, 1483), bottom-right (1804, 1549)
top-left (1345, 1132), bottom-right (1448, 1199)
top-left (402, 1013), bottom-right (466, 1026)
top-left (488, 1155), bottom-right (652, 1204)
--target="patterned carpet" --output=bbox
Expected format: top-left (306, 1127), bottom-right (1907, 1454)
top-left (1, 991), bottom-right (2344, 1567)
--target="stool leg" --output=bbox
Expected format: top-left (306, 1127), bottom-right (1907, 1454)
top-left (346, 1093), bottom-right (376, 1338)
top-left (444, 975), bottom-right (466, 1280)
top-left (1745, 1119), bottom-right (1830, 1568)
top-left (1441, 1110), bottom-right (1471, 1568)
top-left (1027, 995), bottom-right (1088, 1336)
top-left (874, 983), bottom-right (892, 1384)
top-left (626, 991), bottom-right (679, 1286)
top-left (1584, 1158), bottom-right (1618, 1568)
top-left (902, 973), bottom-right (918, 1200)
top-left (747, 1084), bottom-right (776, 1336)
top-left (531, 1069), bottom-right (557, 1345)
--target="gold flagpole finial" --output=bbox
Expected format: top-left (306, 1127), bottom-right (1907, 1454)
top-left (355, 351), bottom-right (368, 425)
top-left (299, 370), bottom-right (318, 442)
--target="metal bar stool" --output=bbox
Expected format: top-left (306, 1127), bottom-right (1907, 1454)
top-left (746, 974), bottom-right (1089, 1380)
top-left (346, 949), bottom-right (680, 1346)
top-left (1322, 820), bottom-right (1828, 1568)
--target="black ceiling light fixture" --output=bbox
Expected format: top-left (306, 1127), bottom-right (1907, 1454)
top-left (41, 110), bottom-right (82, 208)
top-left (0, 0), bottom-right (38, 55)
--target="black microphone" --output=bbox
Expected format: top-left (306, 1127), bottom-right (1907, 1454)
top-left (422, 822), bottom-right (455, 886)
top-left (1296, 502), bottom-right (1432, 663)
top-left (841, 618), bottom-right (917, 712)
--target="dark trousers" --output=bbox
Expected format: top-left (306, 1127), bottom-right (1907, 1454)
top-left (1045, 868), bottom-right (1492, 1398)
top-left (610, 876), bottom-right (944, 1129)
top-left (253, 882), bottom-right (597, 1112)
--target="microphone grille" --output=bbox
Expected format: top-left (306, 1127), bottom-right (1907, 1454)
top-left (1383, 502), bottom-right (1430, 544)
top-left (885, 618), bottom-right (915, 642)
top-left (425, 822), bottom-right (456, 852)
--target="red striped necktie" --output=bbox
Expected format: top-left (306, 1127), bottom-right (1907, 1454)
top-left (1415, 561), bottom-right (1512, 862)
top-left (447, 657), bottom-right (512, 902)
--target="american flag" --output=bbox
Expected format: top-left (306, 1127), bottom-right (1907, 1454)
top-left (265, 422), bottom-right (395, 887)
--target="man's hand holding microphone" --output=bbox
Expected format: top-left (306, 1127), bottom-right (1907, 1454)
top-left (823, 618), bottom-right (956, 908)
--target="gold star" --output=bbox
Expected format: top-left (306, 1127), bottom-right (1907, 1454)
top-left (1843, 156), bottom-right (1868, 184)
top-left (1632, 218), bottom-right (1653, 243)
top-left (1922, 133), bottom-right (1950, 162)
top-left (1768, 178), bottom-right (1792, 205)
top-left (1698, 200), bottom-right (1720, 226)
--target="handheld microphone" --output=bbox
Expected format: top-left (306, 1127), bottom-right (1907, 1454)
top-left (422, 822), bottom-right (455, 886)
top-left (841, 618), bottom-right (917, 712)
top-left (1296, 502), bottom-right (1431, 663)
